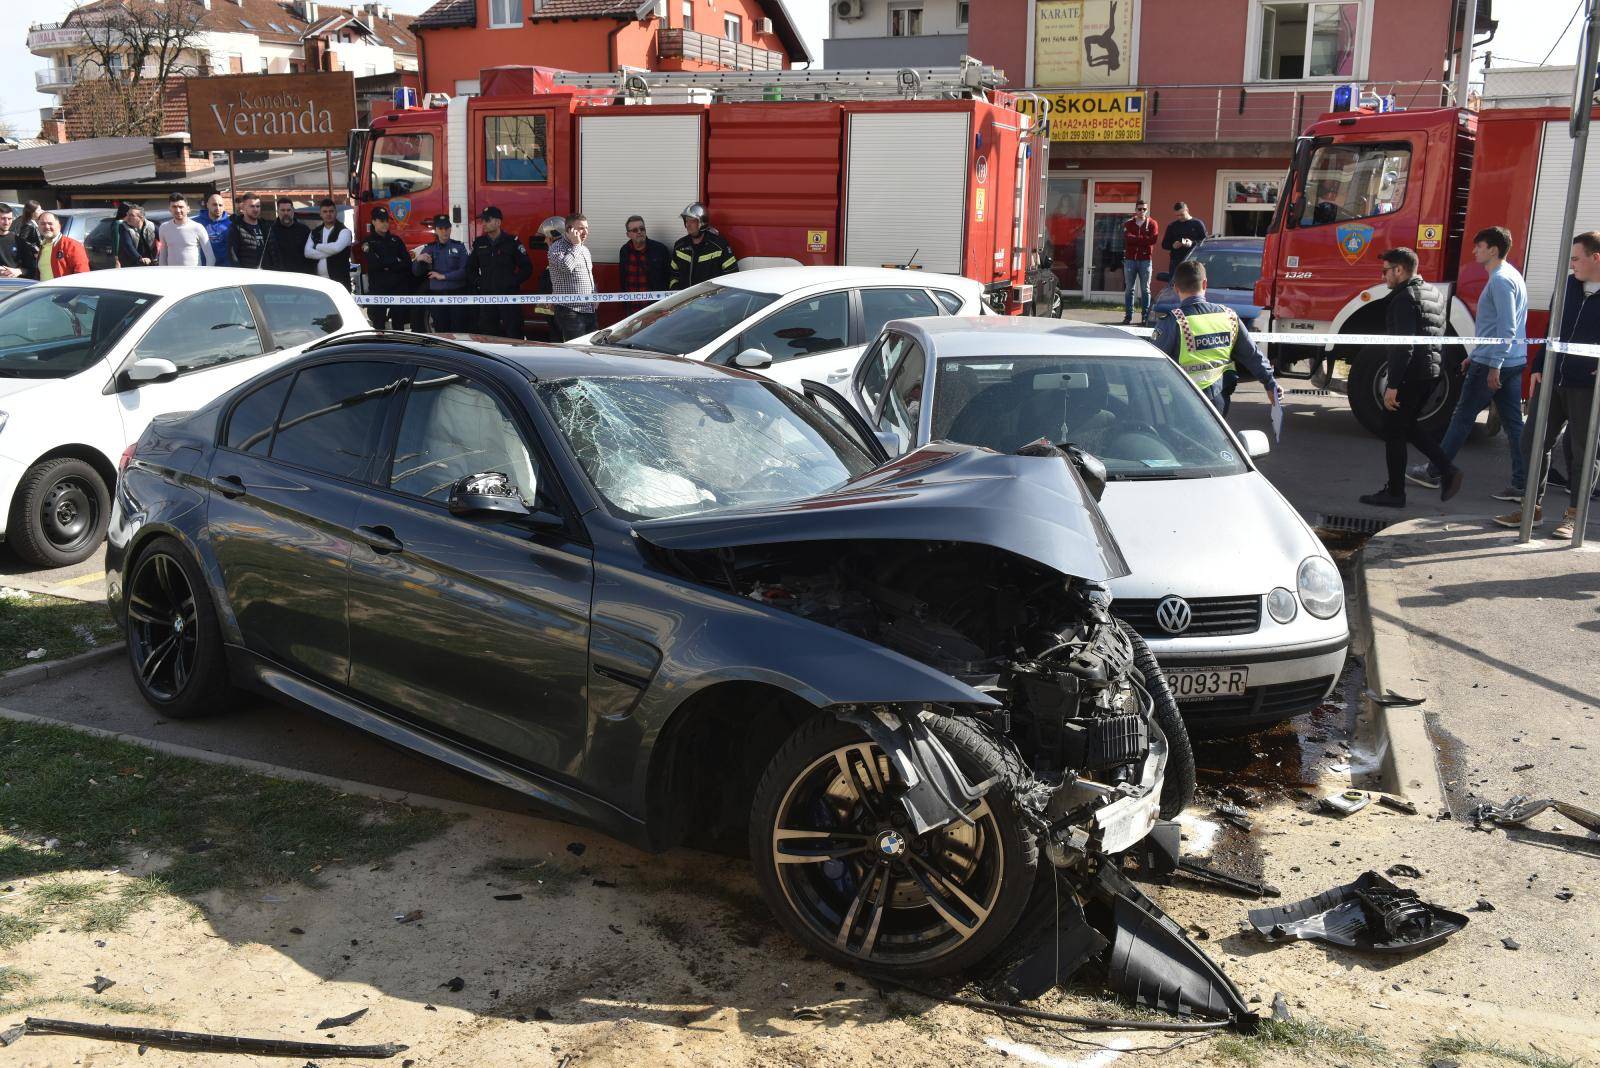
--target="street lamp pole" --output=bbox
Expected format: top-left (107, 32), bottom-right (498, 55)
top-left (1518, 0), bottom-right (1600, 545)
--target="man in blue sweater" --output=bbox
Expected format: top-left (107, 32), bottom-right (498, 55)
top-left (1408, 226), bottom-right (1528, 496)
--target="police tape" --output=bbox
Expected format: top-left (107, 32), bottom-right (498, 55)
top-left (353, 291), bottom-right (673, 306)
top-left (1107, 325), bottom-right (1600, 360)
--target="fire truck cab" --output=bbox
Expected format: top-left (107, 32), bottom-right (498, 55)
top-left (348, 63), bottom-right (1051, 334)
top-left (1257, 96), bottom-right (1600, 438)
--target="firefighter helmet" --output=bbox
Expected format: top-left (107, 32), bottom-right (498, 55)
top-left (681, 202), bottom-right (708, 224)
top-left (538, 215), bottom-right (566, 243)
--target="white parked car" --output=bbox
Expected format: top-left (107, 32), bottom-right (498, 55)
top-left (579, 267), bottom-right (985, 391)
top-left (808, 317), bottom-right (1348, 735)
top-left (0, 268), bottom-right (367, 567)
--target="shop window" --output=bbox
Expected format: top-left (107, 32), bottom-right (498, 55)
top-left (1218, 176), bottom-right (1282, 237)
top-left (1256, 1), bottom-right (1360, 81)
top-left (483, 114), bottom-right (548, 183)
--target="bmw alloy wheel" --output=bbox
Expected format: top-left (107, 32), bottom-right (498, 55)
top-left (127, 550), bottom-right (200, 702)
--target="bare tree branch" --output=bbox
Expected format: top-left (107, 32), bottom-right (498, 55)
top-left (64, 0), bottom-right (208, 138)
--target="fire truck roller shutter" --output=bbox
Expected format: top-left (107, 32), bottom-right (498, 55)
top-left (579, 114), bottom-right (704, 264)
top-left (448, 95), bottom-right (470, 232)
top-left (1525, 120), bottom-right (1600, 309)
top-left (845, 112), bottom-right (969, 276)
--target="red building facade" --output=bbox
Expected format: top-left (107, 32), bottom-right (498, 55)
top-left (967, 0), bottom-right (1483, 299)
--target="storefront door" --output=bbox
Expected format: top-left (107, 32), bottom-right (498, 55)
top-left (1044, 173), bottom-right (1150, 299)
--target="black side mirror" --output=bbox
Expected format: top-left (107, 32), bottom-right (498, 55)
top-left (1064, 443), bottom-right (1108, 502)
top-left (448, 471), bottom-right (532, 518)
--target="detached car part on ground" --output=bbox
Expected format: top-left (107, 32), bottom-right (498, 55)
top-left (106, 337), bottom-right (1247, 1021)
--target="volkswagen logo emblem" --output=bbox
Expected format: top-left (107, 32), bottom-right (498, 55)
top-left (1155, 595), bottom-right (1192, 635)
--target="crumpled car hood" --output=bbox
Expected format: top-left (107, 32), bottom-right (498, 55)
top-left (633, 441), bottom-right (1131, 582)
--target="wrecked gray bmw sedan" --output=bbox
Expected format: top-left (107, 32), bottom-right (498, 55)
top-left (106, 336), bottom-right (1211, 1001)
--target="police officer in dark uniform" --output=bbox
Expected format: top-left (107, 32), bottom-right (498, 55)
top-left (466, 206), bottom-right (533, 339)
top-left (361, 206), bottom-right (413, 331)
top-left (669, 202), bottom-right (738, 289)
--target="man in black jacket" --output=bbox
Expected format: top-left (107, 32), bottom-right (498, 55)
top-left (466, 206), bottom-right (533, 339)
top-left (1496, 231), bottom-right (1600, 538)
top-left (669, 202), bottom-right (737, 289)
top-left (619, 215), bottom-right (670, 294)
top-left (264, 198), bottom-right (313, 274)
top-left (228, 193), bottom-right (269, 269)
top-left (1361, 247), bottom-right (1462, 508)
top-left (0, 204), bottom-right (24, 279)
top-left (362, 206), bottom-right (413, 330)
top-left (1160, 202), bottom-right (1206, 276)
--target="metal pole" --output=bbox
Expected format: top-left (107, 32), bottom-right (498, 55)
top-left (325, 149), bottom-right (335, 202)
top-left (225, 150), bottom-right (237, 214)
top-left (1519, 0), bottom-right (1600, 543)
top-left (1455, 0), bottom-right (1480, 106)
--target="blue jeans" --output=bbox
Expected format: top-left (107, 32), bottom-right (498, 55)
top-left (1431, 361), bottom-right (1526, 488)
top-left (1124, 258), bottom-right (1152, 320)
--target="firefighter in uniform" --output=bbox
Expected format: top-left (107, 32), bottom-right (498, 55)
top-left (361, 206), bottom-right (413, 331)
top-left (669, 202), bottom-right (738, 289)
top-left (466, 206), bottom-right (533, 339)
top-left (1150, 259), bottom-right (1281, 412)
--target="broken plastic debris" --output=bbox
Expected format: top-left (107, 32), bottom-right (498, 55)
top-left (1501, 937), bottom-right (1520, 951)
top-left (1248, 872), bottom-right (1468, 954)
top-left (791, 1007), bottom-right (824, 1022)
top-left (1473, 898), bottom-right (1495, 912)
top-left (1215, 803), bottom-right (1254, 832)
top-left (1176, 858), bottom-right (1280, 899)
top-left (1376, 795), bottom-right (1418, 815)
top-left (90, 976), bottom-right (115, 994)
top-left (395, 910), bottom-right (423, 924)
top-left (492, 893), bottom-right (523, 901)
top-left (1319, 790), bottom-right (1371, 817)
top-left (315, 1008), bottom-right (368, 1030)
top-left (566, 842), bottom-right (586, 857)
top-left (20, 1018), bottom-right (406, 1059)
top-left (24, 648), bottom-right (45, 661)
top-left (0, 1025), bottom-right (24, 1047)
top-left (1468, 795), bottom-right (1600, 834)
top-left (1270, 992), bottom-right (1291, 1022)
top-left (440, 977), bottom-right (464, 993)
top-left (1385, 864), bottom-right (1421, 879)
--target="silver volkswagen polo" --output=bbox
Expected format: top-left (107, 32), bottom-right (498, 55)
top-left (816, 317), bottom-right (1348, 735)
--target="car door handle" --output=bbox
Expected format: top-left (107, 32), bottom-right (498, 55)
top-left (826, 367), bottom-right (851, 383)
top-left (355, 524), bottom-right (404, 555)
top-left (209, 474), bottom-right (246, 499)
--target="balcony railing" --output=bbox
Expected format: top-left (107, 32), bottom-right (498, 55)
top-left (28, 23), bottom-right (88, 51)
top-left (35, 67), bottom-right (78, 90)
top-left (1024, 80), bottom-right (1455, 145)
top-left (657, 28), bottom-right (784, 73)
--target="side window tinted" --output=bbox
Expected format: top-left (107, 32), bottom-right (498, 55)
top-left (1298, 143), bottom-right (1411, 227)
top-left (133, 288), bottom-right (263, 374)
top-left (859, 287), bottom-right (940, 339)
top-left (271, 362), bottom-right (404, 481)
top-left (859, 332), bottom-right (910, 413)
top-left (389, 368), bottom-right (540, 505)
top-left (931, 290), bottom-right (964, 314)
top-left (877, 341), bottom-right (926, 452)
top-left (742, 291), bottom-right (850, 363)
top-left (251, 285), bottom-right (343, 350)
top-left (371, 132), bottom-right (434, 198)
top-left (484, 114), bottom-right (548, 183)
top-left (225, 375), bottom-right (291, 454)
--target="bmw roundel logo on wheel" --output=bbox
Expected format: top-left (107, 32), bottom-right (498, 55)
top-left (1155, 595), bottom-right (1192, 635)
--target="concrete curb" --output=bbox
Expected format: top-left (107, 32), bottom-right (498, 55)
top-left (0, 642), bottom-right (124, 696)
top-left (1356, 519), bottom-right (1448, 815)
top-left (1, 576), bottom-right (107, 604)
top-left (0, 703), bottom-right (524, 822)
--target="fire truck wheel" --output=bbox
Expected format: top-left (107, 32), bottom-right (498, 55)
top-left (1346, 354), bottom-right (1463, 441)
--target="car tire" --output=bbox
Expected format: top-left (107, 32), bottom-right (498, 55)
top-left (8, 458), bottom-right (111, 568)
top-left (1117, 620), bottom-right (1196, 818)
top-left (750, 712), bottom-right (1038, 980)
top-left (124, 536), bottom-right (230, 719)
top-left (1347, 352), bottom-right (1463, 441)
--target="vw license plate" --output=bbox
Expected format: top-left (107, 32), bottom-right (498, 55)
top-left (1166, 667), bottom-right (1249, 699)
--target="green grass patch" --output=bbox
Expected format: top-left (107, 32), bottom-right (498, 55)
top-left (0, 720), bottom-right (457, 947)
top-left (1214, 1017), bottom-right (1389, 1065)
top-left (0, 993), bottom-right (157, 1016)
top-left (0, 590), bottom-right (118, 672)
top-left (1424, 1035), bottom-right (1582, 1068)
top-left (0, 967), bottom-right (33, 996)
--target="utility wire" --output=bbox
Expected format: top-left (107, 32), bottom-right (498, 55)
top-left (1540, 0), bottom-right (1587, 67)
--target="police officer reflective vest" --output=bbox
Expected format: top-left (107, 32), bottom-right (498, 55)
top-left (1171, 307), bottom-right (1239, 389)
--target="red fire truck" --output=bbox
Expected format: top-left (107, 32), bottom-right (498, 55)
top-left (1255, 94), bottom-right (1600, 437)
top-left (348, 62), bottom-right (1052, 328)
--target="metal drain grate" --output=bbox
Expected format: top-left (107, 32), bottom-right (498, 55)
top-left (1287, 388), bottom-right (1332, 396)
top-left (1314, 513), bottom-right (1392, 536)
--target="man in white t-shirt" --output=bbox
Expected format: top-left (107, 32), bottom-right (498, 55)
top-left (303, 197), bottom-right (353, 290)
top-left (157, 194), bottom-right (215, 267)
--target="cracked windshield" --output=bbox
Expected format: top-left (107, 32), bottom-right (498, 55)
top-left (543, 375), bottom-right (875, 518)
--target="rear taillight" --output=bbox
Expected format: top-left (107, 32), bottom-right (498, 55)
top-left (119, 443), bottom-right (137, 474)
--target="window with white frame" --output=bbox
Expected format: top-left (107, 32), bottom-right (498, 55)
top-left (890, 3), bottom-right (924, 36)
top-left (957, 2), bottom-right (970, 26)
top-left (682, 0), bottom-right (693, 30)
top-left (1255, 1), bottom-right (1361, 81)
top-left (724, 13), bottom-right (742, 41)
top-left (489, 0), bottom-right (519, 30)
top-left (1215, 173), bottom-right (1283, 238)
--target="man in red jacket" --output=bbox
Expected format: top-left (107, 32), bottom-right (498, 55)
top-left (36, 213), bottom-right (90, 279)
top-left (1121, 199), bottom-right (1158, 325)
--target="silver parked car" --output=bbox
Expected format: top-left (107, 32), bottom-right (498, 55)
top-left (809, 317), bottom-right (1348, 735)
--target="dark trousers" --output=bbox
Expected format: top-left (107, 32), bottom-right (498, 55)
top-left (1523, 381), bottom-right (1597, 509)
top-left (552, 307), bottom-right (597, 342)
top-left (1385, 376), bottom-right (1452, 494)
top-left (365, 290), bottom-right (405, 331)
top-left (429, 300), bottom-right (464, 333)
top-left (479, 302), bottom-right (523, 340)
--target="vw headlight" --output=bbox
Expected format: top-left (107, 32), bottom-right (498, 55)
top-left (1297, 556), bottom-right (1344, 619)
top-left (1266, 586), bottom-right (1298, 624)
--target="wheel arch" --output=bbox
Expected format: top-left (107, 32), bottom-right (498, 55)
top-left (9, 443), bottom-right (119, 517)
top-left (642, 679), bottom-right (818, 853)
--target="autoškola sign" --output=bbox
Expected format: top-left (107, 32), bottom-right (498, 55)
top-left (186, 72), bottom-right (357, 151)
top-left (1016, 90), bottom-right (1147, 143)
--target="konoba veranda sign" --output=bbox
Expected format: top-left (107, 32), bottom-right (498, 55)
top-left (186, 72), bottom-right (357, 152)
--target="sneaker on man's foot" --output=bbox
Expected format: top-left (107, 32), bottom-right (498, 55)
top-left (1441, 467), bottom-right (1464, 502)
top-left (1405, 464), bottom-right (1441, 490)
top-left (1493, 506), bottom-right (1539, 528)
top-left (1550, 507), bottom-right (1580, 539)
top-left (1359, 489), bottom-right (1406, 508)
top-left (1120, 317), bottom-right (1133, 325)
top-left (1491, 485), bottom-right (1524, 502)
